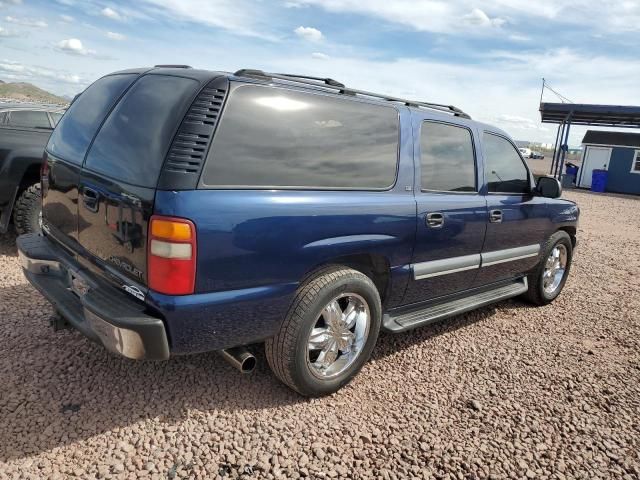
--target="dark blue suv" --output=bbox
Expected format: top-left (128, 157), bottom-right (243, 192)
top-left (18, 66), bottom-right (579, 396)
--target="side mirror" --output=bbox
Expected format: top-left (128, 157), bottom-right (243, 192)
top-left (535, 176), bottom-right (562, 199)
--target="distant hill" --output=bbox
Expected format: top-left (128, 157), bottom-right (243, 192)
top-left (0, 81), bottom-right (68, 105)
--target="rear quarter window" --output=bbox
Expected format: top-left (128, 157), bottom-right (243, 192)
top-left (84, 74), bottom-right (199, 187)
top-left (201, 85), bottom-right (399, 189)
top-left (48, 74), bottom-right (136, 165)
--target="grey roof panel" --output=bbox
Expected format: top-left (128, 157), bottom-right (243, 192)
top-left (582, 130), bottom-right (640, 147)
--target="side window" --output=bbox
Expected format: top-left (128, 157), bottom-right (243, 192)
top-left (8, 110), bottom-right (51, 129)
top-left (483, 133), bottom-right (530, 194)
top-left (202, 86), bottom-right (399, 189)
top-left (420, 122), bottom-right (476, 192)
top-left (47, 74), bottom-right (136, 165)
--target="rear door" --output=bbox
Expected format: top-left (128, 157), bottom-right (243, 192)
top-left (76, 73), bottom-right (202, 288)
top-left (402, 116), bottom-right (487, 305)
top-left (43, 74), bottom-right (138, 246)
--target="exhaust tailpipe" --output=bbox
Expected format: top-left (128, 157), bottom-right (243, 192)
top-left (219, 346), bottom-right (256, 374)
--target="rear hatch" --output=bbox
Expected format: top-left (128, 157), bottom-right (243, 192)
top-left (43, 69), bottom-right (210, 293)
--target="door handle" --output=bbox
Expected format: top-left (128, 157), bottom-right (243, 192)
top-left (489, 209), bottom-right (503, 223)
top-left (426, 212), bottom-right (444, 228)
top-left (83, 187), bottom-right (99, 213)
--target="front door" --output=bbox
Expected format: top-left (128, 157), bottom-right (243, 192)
top-left (474, 132), bottom-right (549, 287)
top-left (578, 146), bottom-right (611, 188)
top-left (402, 118), bottom-right (487, 306)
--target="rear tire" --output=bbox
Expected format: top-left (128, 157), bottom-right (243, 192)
top-left (523, 231), bottom-right (573, 306)
top-left (13, 183), bottom-right (41, 235)
top-left (266, 266), bottom-right (381, 397)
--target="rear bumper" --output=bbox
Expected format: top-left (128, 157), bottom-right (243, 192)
top-left (17, 233), bottom-right (169, 360)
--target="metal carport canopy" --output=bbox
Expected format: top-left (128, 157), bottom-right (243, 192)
top-left (539, 102), bottom-right (640, 128)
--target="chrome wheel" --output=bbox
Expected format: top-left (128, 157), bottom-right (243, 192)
top-left (306, 293), bottom-right (370, 380)
top-left (543, 244), bottom-right (567, 295)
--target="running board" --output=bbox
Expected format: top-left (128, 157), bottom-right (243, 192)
top-left (383, 278), bottom-right (528, 333)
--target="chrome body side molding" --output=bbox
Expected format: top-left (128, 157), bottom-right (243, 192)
top-left (411, 244), bottom-right (540, 280)
top-left (412, 254), bottom-right (481, 280)
top-left (481, 244), bottom-right (540, 267)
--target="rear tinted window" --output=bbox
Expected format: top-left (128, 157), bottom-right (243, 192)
top-left (9, 110), bottom-right (51, 129)
top-left (202, 86), bottom-right (399, 189)
top-left (48, 74), bottom-right (136, 164)
top-left (420, 122), bottom-right (476, 192)
top-left (85, 75), bottom-right (199, 187)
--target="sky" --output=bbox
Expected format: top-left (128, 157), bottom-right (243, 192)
top-left (0, 0), bottom-right (639, 146)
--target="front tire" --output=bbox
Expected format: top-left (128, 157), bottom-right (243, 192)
top-left (523, 230), bottom-right (573, 305)
top-left (13, 183), bottom-right (42, 235)
top-left (266, 266), bottom-right (381, 397)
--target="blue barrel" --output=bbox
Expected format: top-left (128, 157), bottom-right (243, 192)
top-left (566, 165), bottom-right (579, 176)
top-left (591, 169), bottom-right (608, 193)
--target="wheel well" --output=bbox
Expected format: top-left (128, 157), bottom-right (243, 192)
top-left (558, 226), bottom-right (577, 247)
top-left (305, 254), bottom-right (391, 304)
top-left (19, 164), bottom-right (41, 193)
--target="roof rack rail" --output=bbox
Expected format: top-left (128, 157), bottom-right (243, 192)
top-left (233, 69), bottom-right (470, 119)
top-left (154, 64), bottom-right (192, 69)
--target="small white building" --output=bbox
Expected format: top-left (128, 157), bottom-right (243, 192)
top-left (578, 130), bottom-right (640, 194)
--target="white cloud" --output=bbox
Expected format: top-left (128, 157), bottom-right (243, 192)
top-left (290, 0), bottom-right (640, 35)
top-left (294, 26), bottom-right (323, 42)
top-left (56, 38), bottom-right (95, 56)
top-left (106, 31), bottom-right (125, 40)
top-left (0, 59), bottom-right (84, 86)
top-left (5, 16), bottom-right (47, 27)
top-left (462, 8), bottom-right (505, 28)
top-left (139, 0), bottom-right (276, 39)
top-left (59, 14), bottom-right (74, 22)
top-left (289, 1), bottom-right (474, 33)
top-left (0, 26), bottom-right (19, 37)
top-left (311, 52), bottom-right (330, 60)
top-left (508, 33), bottom-right (531, 42)
top-left (101, 7), bottom-right (122, 21)
top-left (497, 115), bottom-right (549, 131)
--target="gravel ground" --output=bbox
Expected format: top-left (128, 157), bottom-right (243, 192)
top-left (1, 190), bottom-right (639, 480)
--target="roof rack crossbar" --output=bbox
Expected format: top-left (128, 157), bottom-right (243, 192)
top-left (233, 69), bottom-right (470, 119)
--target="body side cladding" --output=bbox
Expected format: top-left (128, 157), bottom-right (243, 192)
top-left (411, 244), bottom-right (541, 280)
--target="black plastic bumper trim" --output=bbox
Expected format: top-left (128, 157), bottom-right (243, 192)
top-left (17, 233), bottom-right (170, 361)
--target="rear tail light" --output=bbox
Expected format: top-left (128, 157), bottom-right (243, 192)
top-left (148, 216), bottom-right (196, 295)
